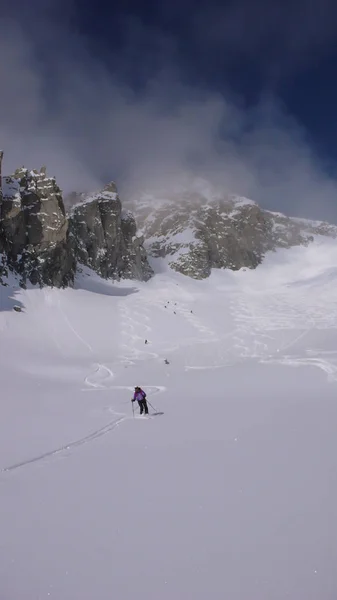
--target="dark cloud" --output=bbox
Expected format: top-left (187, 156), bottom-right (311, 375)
top-left (1, 2), bottom-right (337, 222)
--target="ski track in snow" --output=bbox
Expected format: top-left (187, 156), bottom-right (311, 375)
top-left (262, 355), bottom-right (337, 382)
top-left (85, 363), bottom-right (115, 389)
top-left (164, 302), bottom-right (218, 340)
top-left (119, 279), bottom-right (337, 375)
top-left (41, 289), bottom-right (94, 356)
top-left (230, 285), bottom-right (337, 380)
top-left (119, 300), bottom-right (160, 365)
top-left (3, 287), bottom-right (168, 473)
top-left (117, 293), bottom-right (218, 366)
top-left (3, 244), bottom-right (337, 600)
top-left (1, 415), bottom-right (126, 473)
top-left (5, 255), bottom-right (337, 476)
top-left (42, 273), bottom-right (337, 381)
top-left (114, 281), bottom-right (337, 378)
top-left (151, 295), bottom-right (219, 341)
top-left (1, 383), bottom-right (167, 473)
top-left (56, 295), bottom-right (94, 354)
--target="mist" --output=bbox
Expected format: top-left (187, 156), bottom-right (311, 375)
top-left (1, 8), bottom-right (337, 222)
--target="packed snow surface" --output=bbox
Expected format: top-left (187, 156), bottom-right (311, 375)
top-left (1, 237), bottom-right (337, 599)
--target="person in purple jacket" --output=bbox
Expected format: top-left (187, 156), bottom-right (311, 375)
top-left (132, 386), bottom-right (149, 415)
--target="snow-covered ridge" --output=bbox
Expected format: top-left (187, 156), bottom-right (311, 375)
top-left (126, 186), bottom-right (337, 279)
top-left (66, 182), bottom-right (119, 213)
top-left (69, 189), bottom-right (119, 211)
top-left (2, 163), bottom-right (337, 285)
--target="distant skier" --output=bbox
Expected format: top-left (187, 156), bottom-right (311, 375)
top-left (132, 386), bottom-right (149, 415)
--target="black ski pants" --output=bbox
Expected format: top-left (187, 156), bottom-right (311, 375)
top-left (138, 399), bottom-right (149, 414)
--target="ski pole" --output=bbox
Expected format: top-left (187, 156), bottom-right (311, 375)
top-left (131, 400), bottom-right (135, 418)
top-left (147, 400), bottom-right (157, 413)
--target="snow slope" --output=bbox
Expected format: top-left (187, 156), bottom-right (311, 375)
top-left (1, 237), bottom-right (337, 599)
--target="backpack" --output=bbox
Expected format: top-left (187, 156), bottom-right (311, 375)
top-left (141, 390), bottom-right (146, 400)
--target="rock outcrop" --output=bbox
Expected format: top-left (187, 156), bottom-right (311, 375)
top-left (131, 189), bottom-right (337, 279)
top-left (1, 153), bottom-right (336, 286)
top-left (0, 151), bottom-right (153, 287)
top-left (68, 183), bottom-right (153, 281)
top-left (0, 166), bottom-right (75, 287)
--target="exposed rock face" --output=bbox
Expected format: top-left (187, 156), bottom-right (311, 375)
top-left (131, 190), bottom-right (337, 279)
top-left (1, 157), bottom-right (336, 287)
top-left (0, 167), bottom-right (75, 287)
top-left (69, 182), bottom-right (153, 281)
top-left (0, 157), bottom-right (153, 287)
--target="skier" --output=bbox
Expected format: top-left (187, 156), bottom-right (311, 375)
top-left (132, 386), bottom-right (149, 415)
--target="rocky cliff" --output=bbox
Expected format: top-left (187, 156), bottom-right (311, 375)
top-left (130, 188), bottom-right (337, 279)
top-left (0, 166), bottom-right (75, 287)
top-left (1, 154), bottom-right (336, 286)
top-left (0, 157), bottom-right (152, 287)
top-left (68, 183), bottom-right (153, 281)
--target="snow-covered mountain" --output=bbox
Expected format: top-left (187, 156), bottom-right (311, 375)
top-left (1, 233), bottom-right (337, 599)
top-left (2, 155), bottom-right (337, 287)
top-left (128, 184), bottom-right (337, 278)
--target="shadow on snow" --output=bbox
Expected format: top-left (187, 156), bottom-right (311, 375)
top-left (74, 274), bottom-right (139, 298)
top-left (0, 286), bottom-right (25, 313)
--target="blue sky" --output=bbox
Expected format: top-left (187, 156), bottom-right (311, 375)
top-left (72, 0), bottom-right (337, 155)
top-left (1, 0), bottom-right (337, 220)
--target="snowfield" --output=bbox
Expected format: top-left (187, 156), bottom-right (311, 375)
top-left (1, 238), bottom-right (337, 600)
